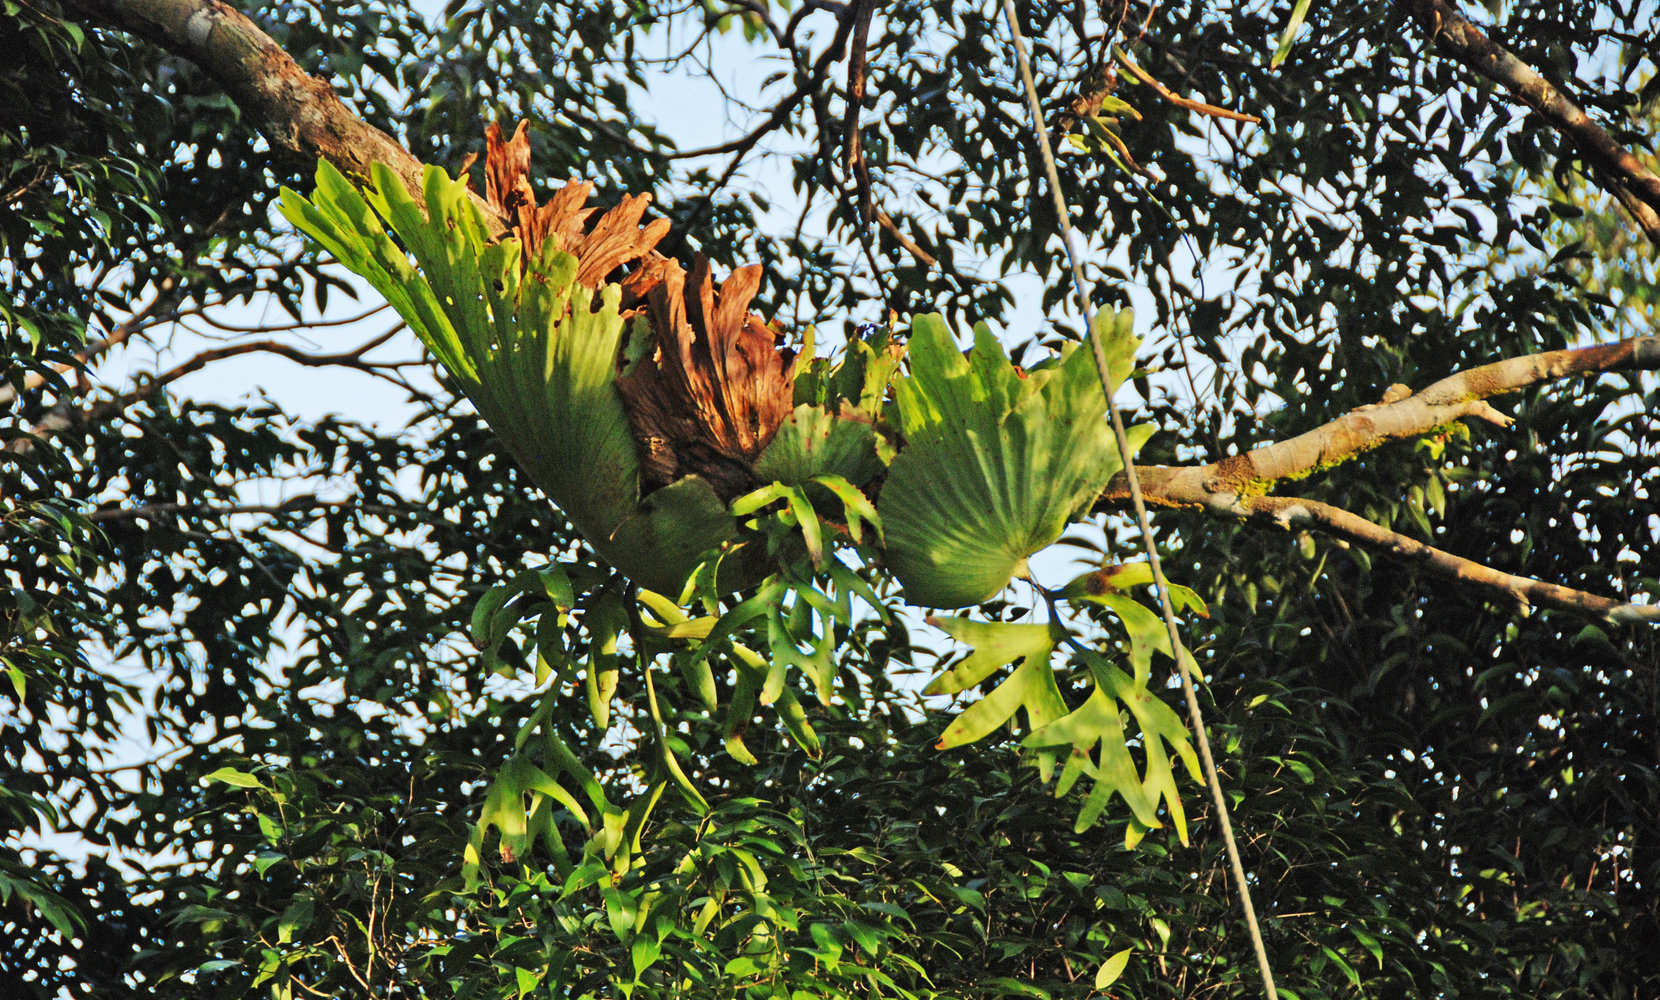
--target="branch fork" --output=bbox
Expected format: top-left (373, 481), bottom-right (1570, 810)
top-left (1102, 337), bottom-right (1660, 622)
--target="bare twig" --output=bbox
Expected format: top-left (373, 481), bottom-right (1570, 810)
top-left (784, 0), bottom-right (850, 50)
top-left (675, 14), bottom-right (856, 163)
top-left (557, 105), bottom-right (677, 162)
top-left (1052, 0), bottom-right (1133, 135)
top-left (1116, 46), bottom-right (1263, 124)
top-left (731, 0), bottom-right (788, 50)
top-left (675, 3), bottom-right (860, 235)
top-left (327, 935), bottom-right (374, 992)
top-left (86, 496), bottom-right (401, 522)
top-left (0, 275), bottom-right (182, 407)
top-left (191, 301), bottom-right (389, 335)
top-left (874, 209), bottom-right (938, 267)
top-left (1400, 0), bottom-right (1660, 242)
top-left (51, 334), bottom-right (422, 433)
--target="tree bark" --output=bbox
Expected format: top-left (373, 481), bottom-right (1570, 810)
top-left (60, 0), bottom-right (504, 235)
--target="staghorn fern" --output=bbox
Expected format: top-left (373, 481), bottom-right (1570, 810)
top-left (280, 157), bottom-right (743, 593)
top-left (878, 311), bottom-right (1149, 608)
top-left (282, 126), bottom-right (1147, 611)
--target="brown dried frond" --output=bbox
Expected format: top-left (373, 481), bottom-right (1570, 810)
top-left (480, 120), bottom-right (668, 281)
top-left (472, 120), bottom-right (799, 502)
top-left (568, 194), bottom-right (671, 288)
top-left (617, 255), bottom-right (798, 501)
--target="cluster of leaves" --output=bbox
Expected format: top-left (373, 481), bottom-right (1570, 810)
top-left (1, 0), bottom-right (187, 976)
top-left (141, 684), bottom-right (1232, 1000)
top-left (275, 144), bottom-right (1210, 903)
top-left (4, 1), bottom-right (1660, 999)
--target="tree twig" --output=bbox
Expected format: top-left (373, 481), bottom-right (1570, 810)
top-left (1115, 46), bottom-right (1263, 124)
top-left (874, 209), bottom-right (938, 267)
top-left (674, 2), bottom-right (860, 237)
top-left (0, 275), bottom-right (182, 407)
top-left (47, 334), bottom-right (423, 433)
top-left (190, 301), bottom-right (389, 335)
top-left (88, 496), bottom-right (396, 522)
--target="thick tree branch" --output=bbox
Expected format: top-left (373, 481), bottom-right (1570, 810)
top-left (842, 0), bottom-right (876, 227)
top-left (1400, 0), bottom-right (1660, 242)
top-left (59, 0), bottom-right (504, 236)
top-left (1100, 336), bottom-right (1660, 621)
top-left (1108, 336), bottom-right (1659, 508)
top-left (1223, 336), bottom-right (1658, 486)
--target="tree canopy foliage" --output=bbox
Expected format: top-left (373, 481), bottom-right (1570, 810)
top-left (3, 0), bottom-right (1659, 997)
